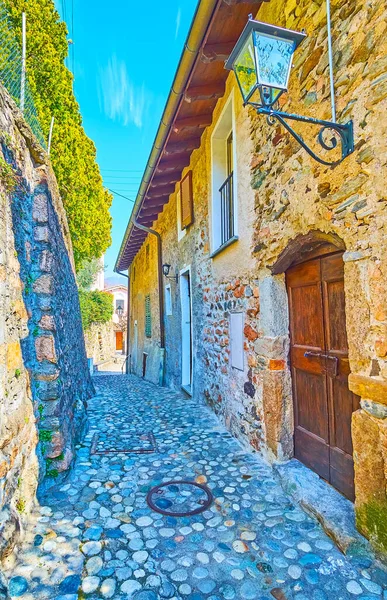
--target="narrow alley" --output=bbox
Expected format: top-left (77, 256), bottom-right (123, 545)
top-left (4, 375), bottom-right (386, 600)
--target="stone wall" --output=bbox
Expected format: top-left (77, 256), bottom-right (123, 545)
top-left (0, 148), bottom-right (39, 562)
top-left (129, 237), bottom-right (164, 384)
top-left (0, 84), bottom-right (93, 512)
top-left (129, 0), bottom-right (387, 552)
top-left (247, 0), bottom-right (387, 552)
top-left (84, 321), bottom-right (115, 366)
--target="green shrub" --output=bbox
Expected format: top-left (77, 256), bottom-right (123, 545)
top-left (3, 0), bottom-right (112, 268)
top-left (78, 290), bottom-right (113, 330)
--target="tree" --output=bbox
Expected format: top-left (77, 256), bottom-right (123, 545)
top-left (4, 0), bottom-right (112, 268)
top-left (77, 258), bottom-right (104, 292)
top-left (78, 290), bottom-right (113, 330)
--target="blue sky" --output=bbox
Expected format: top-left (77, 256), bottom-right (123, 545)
top-left (55, 0), bottom-right (197, 283)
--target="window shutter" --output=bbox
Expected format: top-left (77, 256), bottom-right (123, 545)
top-left (180, 170), bottom-right (194, 229)
top-left (145, 295), bottom-right (152, 338)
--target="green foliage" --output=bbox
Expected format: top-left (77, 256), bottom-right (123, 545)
top-left (79, 290), bottom-right (113, 330)
top-left (46, 468), bottom-right (59, 478)
top-left (0, 155), bottom-right (17, 192)
top-left (39, 429), bottom-right (53, 442)
top-left (14, 368), bottom-right (21, 379)
top-left (77, 258), bottom-right (104, 291)
top-left (16, 498), bottom-right (26, 513)
top-left (3, 0), bottom-right (112, 267)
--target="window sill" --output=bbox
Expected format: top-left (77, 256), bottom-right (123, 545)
top-left (210, 235), bottom-right (239, 259)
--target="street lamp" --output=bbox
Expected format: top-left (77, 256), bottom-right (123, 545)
top-left (116, 305), bottom-right (124, 320)
top-left (162, 263), bottom-right (178, 283)
top-left (225, 17), bottom-right (354, 166)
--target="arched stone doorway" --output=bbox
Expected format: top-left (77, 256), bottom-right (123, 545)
top-left (269, 231), bottom-right (360, 500)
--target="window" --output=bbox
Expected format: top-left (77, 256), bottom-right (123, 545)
top-left (180, 170), bottom-right (194, 229)
top-left (145, 295), bottom-right (151, 338)
top-left (116, 299), bottom-right (124, 311)
top-left (230, 312), bottom-right (244, 371)
top-left (165, 284), bottom-right (172, 316)
top-left (211, 93), bottom-right (237, 254)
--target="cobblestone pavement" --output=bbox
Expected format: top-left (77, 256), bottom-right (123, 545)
top-left (4, 375), bottom-right (387, 599)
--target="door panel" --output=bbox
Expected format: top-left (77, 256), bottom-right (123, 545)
top-left (286, 252), bottom-right (359, 500)
top-left (116, 331), bottom-right (123, 351)
top-left (293, 368), bottom-right (329, 439)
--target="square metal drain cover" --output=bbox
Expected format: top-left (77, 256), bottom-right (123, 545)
top-left (91, 431), bottom-right (157, 455)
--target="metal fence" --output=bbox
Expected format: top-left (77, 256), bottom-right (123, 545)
top-left (0, 1), bottom-right (46, 148)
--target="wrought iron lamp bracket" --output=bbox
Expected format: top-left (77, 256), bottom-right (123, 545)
top-left (253, 104), bottom-right (354, 167)
top-left (165, 274), bottom-right (179, 284)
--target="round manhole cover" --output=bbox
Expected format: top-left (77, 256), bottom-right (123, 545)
top-left (146, 480), bottom-right (213, 517)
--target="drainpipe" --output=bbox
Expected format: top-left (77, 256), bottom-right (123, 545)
top-left (132, 220), bottom-right (165, 385)
top-left (115, 270), bottom-right (130, 375)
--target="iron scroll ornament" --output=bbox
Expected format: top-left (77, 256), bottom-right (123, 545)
top-left (253, 105), bottom-right (354, 167)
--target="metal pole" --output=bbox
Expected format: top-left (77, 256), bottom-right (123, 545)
top-left (20, 12), bottom-right (26, 114)
top-left (326, 0), bottom-right (336, 123)
top-left (47, 116), bottom-right (55, 155)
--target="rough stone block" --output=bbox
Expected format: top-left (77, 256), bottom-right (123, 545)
top-left (6, 341), bottom-right (22, 371)
top-left (38, 297), bottom-right (52, 311)
top-left (39, 315), bottom-right (55, 331)
top-left (361, 400), bottom-right (387, 420)
top-left (269, 359), bottom-right (286, 371)
top-left (259, 276), bottom-right (289, 338)
top-left (262, 370), bottom-right (293, 459)
top-left (349, 374), bottom-right (387, 405)
top-left (254, 336), bottom-right (288, 360)
top-left (32, 194), bottom-right (48, 223)
top-left (33, 275), bottom-right (53, 295)
top-left (34, 226), bottom-right (49, 242)
top-left (35, 335), bottom-right (57, 363)
top-left (38, 379), bottom-right (59, 401)
top-left (353, 409), bottom-right (387, 553)
top-left (39, 250), bottom-right (53, 272)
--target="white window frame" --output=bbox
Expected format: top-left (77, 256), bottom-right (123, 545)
top-left (210, 90), bottom-right (238, 256)
top-left (165, 284), bottom-right (172, 316)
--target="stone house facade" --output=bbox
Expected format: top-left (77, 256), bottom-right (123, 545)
top-left (116, 0), bottom-right (387, 553)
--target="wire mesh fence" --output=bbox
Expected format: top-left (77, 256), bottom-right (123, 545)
top-left (0, 1), bottom-right (46, 148)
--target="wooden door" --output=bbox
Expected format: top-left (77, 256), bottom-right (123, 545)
top-left (116, 331), bottom-right (123, 351)
top-left (286, 252), bottom-right (360, 500)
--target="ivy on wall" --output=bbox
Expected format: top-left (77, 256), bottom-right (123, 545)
top-left (4, 0), bottom-right (112, 268)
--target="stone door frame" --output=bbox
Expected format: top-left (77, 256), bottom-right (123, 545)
top-left (258, 230), bottom-right (347, 462)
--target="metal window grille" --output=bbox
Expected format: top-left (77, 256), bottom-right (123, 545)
top-left (0, 1), bottom-right (46, 148)
top-left (145, 295), bottom-right (152, 338)
top-left (219, 171), bottom-right (234, 246)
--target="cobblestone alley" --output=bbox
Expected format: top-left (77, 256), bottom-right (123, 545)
top-left (4, 375), bottom-right (387, 600)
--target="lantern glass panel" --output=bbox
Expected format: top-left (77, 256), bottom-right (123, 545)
top-left (254, 31), bottom-right (294, 90)
top-left (233, 35), bottom-right (257, 102)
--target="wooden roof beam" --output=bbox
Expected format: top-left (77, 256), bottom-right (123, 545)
top-left (149, 174), bottom-right (180, 187)
top-left (156, 159), bottom-right (188, 173)
top-left (223, 0), bottom-right (266, 4)
top-left (173, 114), bottom-right (213, 133)
top-left (146, 186), bottom-right (175, 198)
top-left (184, 82), bottom-right (225, 103)
top-left (163, 140), bottom-right (200, 156)
top-left (201, 42), bottom-right (235, 63)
